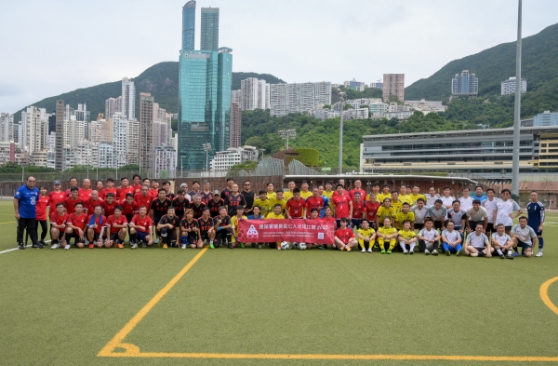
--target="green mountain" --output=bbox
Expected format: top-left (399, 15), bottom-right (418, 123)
top-left (405, 23), bottom-right (558, 102)
top-left (15, 62), bottom-right (285, 119)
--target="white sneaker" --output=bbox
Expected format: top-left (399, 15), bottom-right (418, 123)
top-left (361, 248), bottom-right (366, 253)
top-left (432, 249), bottom-right (439, 256)
top-left (367, 248), bottom-right (373, 253)
top-left (51, 243), bottom-right (60, 250)
top-left (403, 250), bottom-right (408, 254)
top-left (181, 244), bottom-right (187, 249)
top-left (64, 244), bottom-right (70, 250)
top-left (425, 249), bottom-right (430, 255)
top-left (536, 251), bottom-right (543, 257)
top-left (131, 243), bottom-right (138, 249)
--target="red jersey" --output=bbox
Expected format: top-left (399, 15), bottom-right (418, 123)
top-left (78, 188), bottom-right (93, 202)
top-left (103, 201), bottom-right (117, 217)
top-left (352, 200), bottom-right (365, 219)
top-left (48, 190), bottom-right (66, 211)
top-left (332, 190), bottom-right (351, 200)
top-left (305, 196), bottom-right (325, 218)
top-left (116, 186), bottom-right (135, 203)
top-left (286, 198), bottom-right (305, 219)
top-left (50, 211), bottom-right (68, 227)
top-left (332, 194), bottom-right (350, 219)
top-left (85, 197), bottom-right (104, 215)
top-left (121, 201), bottom-right (138, 217)
top-left (134, 193), bottom-right (152, 211)
top-left (67, 213), bottom-right (87, 230)
top-left (107, 214), bottom-right (128, 234)
top-left (36, 195), bottom-right (50, 221)
top-left (132, 184), bottom-right (143, 195)
top-left (349, 188), bottom-right (367, 201)
top-left (131, 214), bottom-right (153, 233)
top-left (335, 228), bottom-right (354, 244)
top-left (87, 214), bottom-right (107, 234)
top-left (100, 188), bottom-right (117, 200)
top-left (148, 189), bottom-right (159, 201)
top-left (65, 187), bottom-right (78, 197)
top-left (364, 201), bottom-right (380, 221)
top-left (64, 196), bottom-right (82, 215)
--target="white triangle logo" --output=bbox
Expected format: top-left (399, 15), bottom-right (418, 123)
top-left (247, 224), bottom-right (259, 236)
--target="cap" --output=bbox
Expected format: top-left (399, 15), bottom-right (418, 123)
top-left (180, 183), bottom-right (188, 188)
top-left (53, 180), bottom-right (61, 185)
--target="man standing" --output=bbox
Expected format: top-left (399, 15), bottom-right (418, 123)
top-left (527, 191), bottom-right (545, 257)
top-left (458, 187), bottom-right (473, 212)
top-left (482, 188), bottom-right (499, 233)
top-left (494, 189), bottom-right (522, 236)
top-left (221, 178), bottom-right (235, 201)
top-left (306, 188), bottom-right (325, 219)
top-left (349, 180), bottom-right (366, 201)
top-left (48, 180), bottom-right (66, 213)
top-left (283, 180), bottom-right (296, 201)
top-left (472, 185), bottom-right (488, 202)
top-left (241, 181), bottom-right (255, 214)
top-left (466, 200), bottom-right (488, 233)
top-left (79, 179), bottom-right (93, 202)
top-left (14, 176), bottom-right (39, 249)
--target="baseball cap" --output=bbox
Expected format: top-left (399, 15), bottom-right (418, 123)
top-left (53, 180), bottom-right (61, 185)
top-left (180, 183), bottom-right (188, 188)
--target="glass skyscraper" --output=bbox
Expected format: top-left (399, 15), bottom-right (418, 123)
top-left (201, 7), bottom-right (219, 51)
top-left (451, 70), bottom-right (478, 96)
top-left (182, 1), bottom-right (196, 51)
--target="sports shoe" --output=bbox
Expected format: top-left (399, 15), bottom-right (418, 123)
top-left (361, 248), bottom-right (366, 253)
top-left (64, 244), bottom-right (70, 250)
top-left (432, 250), bottom-right (438, 256)
top-left (507, 254), bottom-right (514, 260)
top-left (346, 246), bottom-right (351, 252)
top-left (240, 242), bottom-right (245, 248)
top-left (446, 250), bottom-right (451, 256)
top-left (367, 248), bottom-right (373, 253)
top-left (381, 249), bottom-right (386, 254)
top-left (403, 250), bottom-right (408, 255)
top-left (258, 244), bottom-right (262, 249)
top-left (131, 243), bottom-right (138, 249)
top-left (18, 242), bottom-right (25, 250)
top-left (32, 243), bottom-right (43, 249)
top-left (181, 244), bottom-right (187, 249)
top-left (500, 254), bottom-right (505, 259)
top-left (536, 251), bottom-right (543, 257)
top-left (512, 252), bottom-right (519, 257)
top-left (424, 249), bottom-right (430, 255)
top-left (51, 243), bottom-right (60, 250)
top-left (409, 250), bottom-right (414, 255)
top-left (456, 250), bottom-right (461, 256)
top-left (88, 244), bottom-right (95, 249)
top-left (386, 249), bottom-right (392, 254)
top-left (163, 244), bottom-right (168, 249)
top-left (117, 243), bottom-right (124, 249)
top-left (228, 243), bottom-right (234, 249)
top-left (210, 242), bottom-right (215, 249)
top-left (155, 237), bottom-right (160, 245)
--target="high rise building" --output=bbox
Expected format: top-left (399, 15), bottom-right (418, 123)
top-left (534, 111), bottom-right (558, 127)
top-left (89, 118), bottom-right (112, 144)
top-left (501, 77), bottom-right (527, 96)
top-left (270, 82), bottom-right (331, 117)
top-left (122, 77), bottom-right (136, 120)
top-left (230, 102), bottom-right (241, 148)
top-left (21, 106), bottom-right (48, 155)
top-left (182, 1), bottom-right (196, 50)
top-left (201, 7), bottom-right (219, 51)
top-left (231, 90), bottom-right (242, 106)
top-left (127, 118), bottom-right (140, 165)
top-left (139, 92), bottom-right (155, 174)
top-left (382, 74), bottom-right (405, 102)
top-left (451, 70), bottom-right (478, 97)
top-left (55, 100), bottom-right (65, 171)
top-left (178, 47), bottom-right (233, 170)
top-left (105, 97), bottom-right (120, 120)
top-left (0, 113), bottom-right (14, 142)
top-left (112, 112), bottom-right (129, 168)
top-left (240, 78), bottom-right (270, 111)
top-left (154, 146), bottom-right (177, 178)
top-left (75, 103), bottom-right (90, 122)
top-left (63, 118), bottom-right (86, 148)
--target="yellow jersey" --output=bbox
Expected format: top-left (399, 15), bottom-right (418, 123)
top-left (377, 192), bottom-right (392, 204)
top-left (266, 191), bottom-right (277, 201)
top-left (378, 226), bottom-right (398, 237)
top-left (300, 190), bottom-right (312, 200)
top-left (283, 191), bottom-right (294, 201)
top-left (391, 199), bottom-right (403, 214)
top-left (230, 215), bottom-right (248, 242)
top-left (409, 193), bottom-right (426, 205)
top-left (395, 211), bottom-right (415, 229)
top-left (266, 212), bottom-right (285, 219)
top-left (253, 198), bottom-right (274, 217)
top-left (377, 206), bottom-right (396, 221)
top-left (274, 198), bottom-right (287, 214)
top-left (399, 194), bottom-right (412, 204)
top-left (398, 229), bottom-right (416, 240)
top-left (357, 228), bottom-right (375, 238)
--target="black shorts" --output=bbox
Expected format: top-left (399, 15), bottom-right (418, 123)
top-left (434, 221), bottom-right (443, 230)
top-left (68, 233), bottom-right (85, 244)
top-left (200, 231), bottom-right (210, 241)
top-left (92, 232), bottom-right (105, 241)
top-left (153, 215), bottom-right (163, 225)
top-left (414, 223), bottom-right (424, 231)
top-left (125, 215), bottom-right (134, 223)
top-left (110, 233), bottom-right (120, 241)
top-left (468, 221), bottom-right (483, 230)
top-left (517, 240), bottom-right (532, 250)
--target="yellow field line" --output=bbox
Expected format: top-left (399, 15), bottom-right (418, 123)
top-left (97, 248), bottom-right (208, 357)
top-left (540, 276), bottom-right (558, 316)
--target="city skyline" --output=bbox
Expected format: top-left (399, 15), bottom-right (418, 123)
top-left (1, 0), bottom-right (557, 113)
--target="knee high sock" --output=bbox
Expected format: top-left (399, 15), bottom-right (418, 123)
top-left (539, 237), bottom-right (544, 250)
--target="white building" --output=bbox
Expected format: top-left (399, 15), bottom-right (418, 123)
top-left (369, 102), bottom-right (389, 119)
top-left (384, 111), bottom-right (414, 120)
top-left (105, 97), bottom-right (123, 120)
top-left (501, 77), bottom-right (527, 96)
top-left (270, 82), bottom-right (331, 117)
top-left (231, 90), bottom-right (242, 106)
top-left (74, 143), bottom-right (99, 167)
top-left (0, 113), bottom-right (14, 141)
top-left (312, 109), bottom-right (340, 121)
top-left (370, 82), bottom-right (383, 89)
top-left (404, 99), bottom-right (446, 112)
top-left (240, 78), bottom-right (270, 111)
top-left (89, 119), bottom-right (112, 143)
top-left (154, 146), bottom-right (176, 178)
top-left (63, 117), bottom-right (86, 148)
top-left (127, 119), bottom-right (140, 165)
top-left (210, 145), bottom-right (259, 171)
top-left (21, 106), bottom-right (48, 155)
top-left (122, 77), bottom-right (135, 120)
top-left (346, 98), bottom-right (381, 109)
top-left (112, 112), bottom-right (129, 168)
top-left (344, 79), bottom-right (366, 91)
top-left (533, 111), bottom-right (558, 127)
top-left (97, 143), bottom-right (114, 168)
top-left (343, 108), bottom-right (369, 120)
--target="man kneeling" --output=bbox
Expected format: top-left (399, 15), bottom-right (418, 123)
top-left (492, 223), bottom-right (515, 259)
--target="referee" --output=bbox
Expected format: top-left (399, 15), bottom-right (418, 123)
top-left (14, 176), bottom-right (40, 249)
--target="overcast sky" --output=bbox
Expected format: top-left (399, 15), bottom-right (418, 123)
top-left (1, 0), bottom-right (557, 113)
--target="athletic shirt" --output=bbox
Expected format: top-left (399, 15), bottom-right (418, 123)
top-left (86, 198), bottom-right (104, 215)
top-left (116, 187), bottom-right (135, 203)
top-left (201, 191), bottom-right (214, 205)
top-left (395, 211), bottom-right (415, 229)
top-left (103, 201), bottom-right (117, 217)
top-left (107, 214), bottom-right (128, 234)
top-left (132, 184), bottom-right (143, 195)
top-left (442, 229), bottom-right (460, 243)
top-left (349, 188), bottom-right (367, 201)
top-left (190, 203), bottom-right (206, 219)
top-left (447, 209), bottom-right (467, 228)
top-left (133, 193), bottom-right (152, 211)
top-left (493, 233), bottom-right (511, 246)
top-left (78, 188), bottom-right (93, 202)
top-left (510, 224), bottom-right (536, 245)
top-left (364, 201), bottom-right (380, 221)
top-left (300, 190), bottom-right (312, 200)
top-left (427, 206), bottom-right (447, 221)
top-left (241, 190), bottom-right (255, 209)
top-left (67, 213), bottom-right (87, 230)
top-left (207, 198), bottom-right (224, 218)
top-left (458, 196), bottom-right (473, 211)
top-left (377, 192), bottom-right (392, 204)
top-left (231, 215), bottom-right (247, 236)
top-left (160, 215), bottom-right (181, 230)
top-left (526, 201), bottom-right (545, 229)
top-left (48, 190), bottom-right (66, 211)
top-left (87, 214), bottom-right (107, 234)
top-left (151, 199), bottom-right (172, 216)
top-left (419, 228), bottom-right (438, 243)
top-left (378, 226), bottom-right (397, 237)
top-left (426, 194), bottom-right (440, 207)
top-left (214, 215), bottom-right (231, 230)
top-left (286, 198), bottom-right (305, 218)
top-left (36, 195), bottom-right (50, 221)
top-left (131, 214), bottom-right (153, 233)
top-left (466, 207), bottom-right (488, 222)
top-left (198, 217), bottom-right (215, 232)
top-left (50, 211), bottom-right (68, 226)
top-left (64, 196), bottom-right (82, 215)
top-left (410, 205), bottom-right (428, 224)
top-left (332, 194), bottom-right (350, 219)
top-left (220, 188), bottom-right (233, 201)
top-left (495, 199), bottom-right (520, 226)
top-left (335, 228), bottom-right (354, 244)
top-left (172, 197), bottom-right (190, 217)
top-left (398, 229), bottom-right (416, 240)
top-left (440, 196), bottom-right (455, 208)
top-left (481, 198), bottom-right (499, 223)
top-left (306, 196), bottom-right (325, 218)
top-left (225, 193), bottom-right (246, 216)
top-left (410, 194), bottom-right (426, 205)
top-left (377, 206), bottom-right (396, 221)
top-left (121, 201), bottom-right (138, 217)
top-left (266, 212), bottom-right (285, 219)
top-left (466, 232), bottom-right (489, 248)
top-left (351, 200), bottom-right (364, 219)
top-left (100, 188), bottom-right (117, 200)
top-left (357, 228), bottom-right (375, 238)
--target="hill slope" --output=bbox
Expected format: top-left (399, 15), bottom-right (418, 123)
top-left (405, 23), bottom-right (558, 101)
top-left (16, 62), bottom-right (285, 118)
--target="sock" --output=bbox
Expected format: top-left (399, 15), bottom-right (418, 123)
top-left (364, 241), bottom-right (369, 250)
top-left (410, 243), bottom-right (416, 251)
top-left (539, 237), bottom-right (544, 250)
top-left (65, 233), bottom-right (72, 243)
top-left (497, 248), bottom-right (503, 255)
top-left (400, 241), bottom-right (406, 251)
top-left (130, 232), bottom-right (138, 242)
top-left (507, 250), bottom-right (513, 256)
top-left (514, 247), bottom-right (519, 253)
top-left (52, 239), bottom-right (58, 245)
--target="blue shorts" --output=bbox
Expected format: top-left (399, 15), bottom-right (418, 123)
top-left (137, 231), bottom-right (149, 241)
top-left (351, 219), bottom-right (362, 228)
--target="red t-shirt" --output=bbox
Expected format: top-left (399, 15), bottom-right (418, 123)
top-left (103, 201), bottom-right (117, 217)
top-left (335, 228), bottom-right (354, 244)
top-left (131, 214), bottom-right (153, 233)
top-left (305, 196), bottom-right (324, 218)
top-left (148, 189), bottom-right (159, 201)
top-left (85, 198), bottom-right (104, 215)
top-left (364, 201), bottom-right (380, 221)
top-left (87, 214), bottom-right (107, 234)
top-left (36, 195), bottom-right (50, 221)
top-left (67, 213), bottom-right (87, 230)
top-left (64, 196), bottom-right (82, 215)
top-left (132, 184), bottom-right (143, 195)
top-left (65, 187), bottom-right (78, 197)
top-left (78, 188), bottom-right (93, 202)
top-left (50, 211), bottom-right (68, 227)
top-left (100, 188), bottom-right (117, 200)
top-left (134, 193), bottom-right (152, 211)
top-left (286, 198), bottom-right (305, 218)
top-left (121, 201), bottom-right (138, 217)
top-left (48, 190), bottom-right (66, 211)
top-left (107, 214), bottom-right (128, 234)
top-left (332, 194), bottom-right (350, 219)
top-left (352, 200), bottom-right (364, 219)
top-left (349, 188), bottom-right (367, 201)
top-left (116, 186), bottom-right (135, 203)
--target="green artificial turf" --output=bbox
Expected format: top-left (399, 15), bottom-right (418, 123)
top-left (0, 201), bottom-right (557, 366)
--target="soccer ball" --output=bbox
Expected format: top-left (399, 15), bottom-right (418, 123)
top-left (280, 241), bottom-right (290, 250)
top-left (299, 243), bottom-right (307, 250)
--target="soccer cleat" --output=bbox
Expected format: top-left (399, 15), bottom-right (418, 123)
top-left (51, 243), bottom-right (60, 250)
top-left (64, 244), bottom-right (71, 250)
top-left (346, 246), bottom-right (351, 252)
top-left (240, 242), bottom-right (245, 248)
top-left (432, 250), bottom-right (438, 256)
top-left (536, 251), bottom-right (543, 257)
top-left (446, 250), bottom-right (451, 256)
top-left (117, 243), bottom-right (124, 249)
top-left (507, 254), bottom-right (514, 260)
top-left (424, 249), bottom-right (430, 255)
top-left (181, 244), bottom-right (187, 249)
top-left (88, 244), bottom-right (95, 249)
top-left (512, 252), bottom-right (519, 257)
top-left (386, 250), bottom-right (392, 254)
top-left (367, 248), bottom-right (373, 253)
top-left (456, 250), bottom-right (461, 257)
top-left (131, 243), bottom-right (138, 249)
top-left (500, 254), bottom-right (505, 259)
top-left (32, 243), bottom-right (43, 249)
top-left (361, 248), bottom-right (366, 253)
top-left (403, 250), bottom-right (408, 255)
top-left (210, 242), bottom-right (215, 249)
top-left (18, 243), bottom-right (25, 250)
top-left (163, 244), bottom-right (168, 249)
top-left (409, 250), bottom-right (414, 255)
top-left (381, 249), bottom-right (386, 254)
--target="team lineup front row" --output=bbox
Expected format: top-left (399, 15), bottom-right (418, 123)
top-left (13, 176), bottom-right (545, 258)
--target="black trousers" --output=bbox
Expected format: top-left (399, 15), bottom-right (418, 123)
top-left (37, 220), bottom-right (48, 241)
top-left (17, 218), bottom-right (37, 244)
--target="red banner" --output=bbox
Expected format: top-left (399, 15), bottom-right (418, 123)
top-left (237, 219), bottom-right (336, 244)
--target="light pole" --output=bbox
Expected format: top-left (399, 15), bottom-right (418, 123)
top-left (338, 92), bottom-right (346, 174)
top-left (278, 129), bottom-right (296, 150)
top-left (511, 0), bottom-right (522, 200)
top-left (203, 143), bottom-right (211, 175)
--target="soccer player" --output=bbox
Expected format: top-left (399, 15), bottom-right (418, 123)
top-left (100, 178), bottom-right (117, 200)
top-left (96, 180), bottom-right (104, 193)
top-left (213, 207), bottom-right (232, 249)
top-left (188, 181), bottom-right (202, 198)
top-left (357, 219), bottom-right (376, 253)
top-left (526, 191), bottom-right (545, 257)
top-left (162, 181), bottom-right (175, 201)
top-left (65, 203), bottom-right (87, 248)
top-left (267, 204), bottom-right (285, 219)
top-left (511, 216), bottom-right (537, 257)
top-left (363, 193), bottom-right (380, 228)
top-left (253, 190), bottom-right (273, 218)
top-left (65, 177), bottom-right (79, 197)
top-left (441, 220), bottom-right (462, 256)
top-left (458, 187), bottom-right (473, 211)
top-left (65, 187), bottom-right (81, 215)
top-left (198, 208), bottom-right (216, 247)
top-left (241, 181), bottom-right (255, 213)
top-left (376, 198), bottom-right (396, 229)
top-left (79, 179), bottom-right (93, 202)
top-left (350, 180), bottom-right (367, 201)
top-left (427, 199), bottom-right (447, 231)
top-left (50, 203), bottom-right (69, 250)
top-left (334, 218), bottom-right (357, 251)
top-left (376, 217), bottom-right (398, 254)
top-left (190, 195), bottom-right (206, 219)
top-left (398, 184), bottom-right (411, 204)
top-left (425, 186), bottom-right (440, 207)
top-left (116, 177), bottom-right (135, 203)
top-left (85, 190), bottom-right (104, 216)
top-left (491, 224), bottom-right (515, 259)
top-left (299, 180), bottom-right (312, 199)
top-left (410, 185), bottom-right (426, 205)
top-left (230, 205), bottom-right (248, 249)
top-left (132, 174), bottom-right (143, 194)
top-left (129, 206), bottom-right (153, 249)
top-left (398, 220), bottom-right (417, 254)
top-left (179, 183), bottom-right (192, 201)
top-left (134, 185), bottom-right (153, 214)
top-left (36, 186), bottom-right (50, 247)
top-left (332, 184), bottom-right (352, 227)
top-left (201, 181), bottom-right (214, 204)
top-left (248, 206), bottom-right (264, 220)
top-left (224, 184), bottom-right (246, 217)
top-left (494, 189), bottom-right (522, 236)
top-left (376, 184), bottom-right (392, 205)
top-left (86, 205), bottom-right (107, 248)
top-left (306, 187), bottom-right (325, 219)
top-left (158, 206), bottom-right (181, 249)
top-left (482, 188), bottom-right (499, 233)
top-left (417, 218), bottom-right (441, 256)
top-left (395, 202), bottom-right (415, 230)
top-left (208, 193), bottom-right (224, 218)
top-left (390, 191), bottom-right (403, 213)
top-left (265, 182), bottom-right (277, 201)
top-left (121, 193), bottom-right (137, 223)
top-left (148, 181), bottom-right (160, 201)
top-left (150, 188), bottom-right (172, 244)
top-left (473, 185), bottom-right (487, 202)
top-left (102, 193), bottom-right (117, 218)
top-left (283, 180), bottom-right (296, 201)
top-left (172, 190), bottom-right (190, 218)
top-left (466, 200), bottom-right (488, 233)
top-left (350, 192), bottom-right (364, 229)
top-left (464, 223), bottom-right (492, 258)
top-left (411, 198), bottom-right (428, 231)
top-left (317, 185), bottom-right (329, 217)
top-left (106, 206), bottom-right (128, 249)
top-left (274, 190), bottom-right (287, 215)
top-left (440, 187), bottom-right (455, 210)
top-left (48, 180), bottom-right (66, 213)
top-left (286, 188), bottom-right (306, 219)
top-left (447, 200), bottom-right (466, 238)
top-left (220, 178), bottom-right (235, 201)
top-left (305, 208), bottom-right (322, 250)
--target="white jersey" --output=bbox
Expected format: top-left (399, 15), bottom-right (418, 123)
top-left (481, 198), bottom-right (499, 224)
top-left (440, 196), bottom-right (455, 208)
top-left (426, 194), bottom-right (440, 207)
top-left (466, 206), bottom-right (488, 222)
top-left (495, 199), bottom-right (520, 227)
top-left (459, 196), bottom-right (473, 211)
top-left (492, 233), bottom-right (511, 246)
top-left (510, 224), bottom-right (537, 245)
top-left (442, 229), bottom-right (460, 243)
top-left (410, 205), bottom-right (428, 224)
top-left (419, 228), bottom-right (438, 244)
top-left (466, 232), bottom-right (489, 249)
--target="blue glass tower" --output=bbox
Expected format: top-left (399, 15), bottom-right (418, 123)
top-left (182, 1), bottom-right (196, 51)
